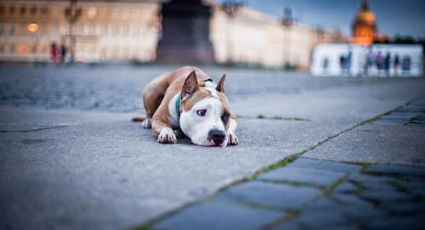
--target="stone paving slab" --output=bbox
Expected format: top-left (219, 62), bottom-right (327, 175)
top-left (305, 98), bottom-right (425, 166)
top-left (258, 167), bottom-right (345, 187)
top-left (287, 157), bottom-right (362, 173)
top-left (276, 210), bottom-right (351, 230)
top-left (366, 164), bottom-right (425, 177)
top-left (304, 124), bottom-right (425, 166)
top-left (333, 182), bottom-right (358, 194)
top-left (153, 201), bottom-right (282, 230)
top-left (216, 181), bottom-right (321, 210)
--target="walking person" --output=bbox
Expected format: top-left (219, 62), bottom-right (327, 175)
top-left (346, 51), bottom-right (352, 76)
top-left (59, 44), bottom-right (68, 64)
top-left (384, 52), bottom-right (391, 76)
top-left (50, 42), bottom-right (59, 64)
top-left (393, 54), bottom-right (400, 76)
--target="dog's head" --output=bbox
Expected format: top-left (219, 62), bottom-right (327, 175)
top-left (179, 71), bottom-right (233, 147)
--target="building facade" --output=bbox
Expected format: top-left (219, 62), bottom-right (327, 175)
top-left (0, 0), bottom-right (347, 68)
top-left (210, 4), bottom-right (347, 68)
top-left (0, 0), bottom-right (160, 62)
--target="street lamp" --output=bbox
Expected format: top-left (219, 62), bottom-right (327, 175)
top-left (281, 7), bottom-right (294, 69)
top-left (27, 23), bottom-right (39, 33)
top-left (221, 0), bottom-right (243, 65)
top-left (64, 0), bottom-right (82, 63)
top-left (28, 23), bottom-right (39, 60)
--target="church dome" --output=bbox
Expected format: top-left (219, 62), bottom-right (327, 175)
top-left (355, 0), bottom-right (376, 25)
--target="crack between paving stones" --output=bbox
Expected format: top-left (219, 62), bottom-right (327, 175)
top-left (237, 115), bottom-right (310, 121)
top-left (262, 209), bottom-right (300, 230)
top-left (0, 124), bottom-right (72, 133)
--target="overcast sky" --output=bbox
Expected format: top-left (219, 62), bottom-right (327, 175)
top-left (216, 0), bottom-right (425, 38)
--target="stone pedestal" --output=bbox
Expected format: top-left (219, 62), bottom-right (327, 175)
top-left (156, 0), bottom-right (215, 65)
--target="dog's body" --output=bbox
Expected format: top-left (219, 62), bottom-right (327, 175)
top-left (141, 66), bottom-right (238, 147)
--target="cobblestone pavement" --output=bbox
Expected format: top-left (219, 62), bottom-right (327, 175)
top-left (152, 157), bottom-right (425, 230)
top-left (0, 65), bottom-right (410, 113)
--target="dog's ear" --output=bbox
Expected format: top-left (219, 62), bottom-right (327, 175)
top-left (216, 74), bottom-right (226, 93)
top-left (182, 71), bottom-right (199, 99)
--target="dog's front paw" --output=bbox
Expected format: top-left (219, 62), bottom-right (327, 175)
top-left (227, 133), bottom-right (239, 146)
top-left (158, 128), bottom-right (177, 144)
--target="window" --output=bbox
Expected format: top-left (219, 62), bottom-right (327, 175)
top-left (9, 5), bottom-right (15, 15)
top-left (30, 6), bottom-right (37, 15)
top-left (20, 6), bottom-right (26, 15)
top-left (41, 7), bottom-right (47, 15)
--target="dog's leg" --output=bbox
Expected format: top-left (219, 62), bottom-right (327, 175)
top-left (152, 119), bottom-right (177, 144)
top-left (142, 75), bottom-right (170, 129)
top-left (142, 90), bottom-right (161, 129)
top-left (227, 118), bottom-right (238, 145)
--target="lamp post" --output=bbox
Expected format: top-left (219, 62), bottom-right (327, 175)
top-left (281, 7), bottom-right (294, 69)
top-left (28, 23), bottom-right (39, 61)
top-left (221, 0), bottom-right (243, 66)
top-left (64, 0), bottom-right (82, 63)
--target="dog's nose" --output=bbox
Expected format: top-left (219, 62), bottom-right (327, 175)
top-left (208, 129), bottom-right (226, 145)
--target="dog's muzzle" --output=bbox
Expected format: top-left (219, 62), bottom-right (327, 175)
top-left (207, 129), bottom-right (226, 146)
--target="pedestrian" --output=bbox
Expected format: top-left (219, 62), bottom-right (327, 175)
top-left (59, 44), bottom-right (68, 64)
top-left (339, 54), bottom-right (346, 75)
top-left (50, 42), bottom-right (59, 63)
top-left (364, 48), bottom-right (373, 76)
top-left (375, 51), bottom-right (383, 74)
top-left (384, 52), bottom-right (391, 76)
top-left (346, 50), bottom-right (352, 76)
top-left (393, 54), bottom-right (400, 76)
top-left (322, 57), bottom-right (329, 74)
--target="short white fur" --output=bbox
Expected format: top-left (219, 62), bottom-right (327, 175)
top-left (179, 97), bottom-right (228, 147)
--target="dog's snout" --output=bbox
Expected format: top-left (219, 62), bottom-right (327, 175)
top-left (208, 129), bottom-right (226, 145)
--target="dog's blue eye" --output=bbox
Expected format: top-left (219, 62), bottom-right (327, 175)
top-left (196, 109), bottom-right (207, 116)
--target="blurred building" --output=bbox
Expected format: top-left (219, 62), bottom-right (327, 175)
top-left (352, 0), bottom-right (376, 45)
top-left (0, 0), bottom-right (347, 68)
top-left (0, 0), bottom-right (161, 63)
top-left (209, 2), bottom-right (347, 69)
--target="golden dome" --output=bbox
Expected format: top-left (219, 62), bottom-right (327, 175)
top-left (356, 10), bottom-right (375, 24)
top-left (355, 0), bottom-right (376, 25)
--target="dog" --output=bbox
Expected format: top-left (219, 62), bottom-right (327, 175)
top-left (138, 66), bottom-right (238, 147)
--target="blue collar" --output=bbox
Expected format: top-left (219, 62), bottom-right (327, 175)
top-left (175, 93), bottom-right (181, 119)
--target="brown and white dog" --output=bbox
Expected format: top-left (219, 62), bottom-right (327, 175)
top-left (140, 66), bottom-right (238, 147)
